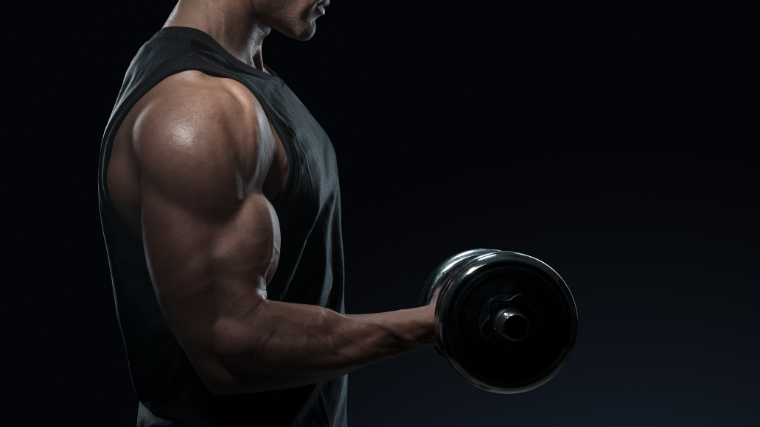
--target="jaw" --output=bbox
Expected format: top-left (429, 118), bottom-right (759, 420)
top-left (284, 21), bottom-right (317, 41)
top-left (266, 2), bottom-right (320, 41)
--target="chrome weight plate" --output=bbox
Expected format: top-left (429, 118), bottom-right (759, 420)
top-left (421, 250), bottom-right (578, 393)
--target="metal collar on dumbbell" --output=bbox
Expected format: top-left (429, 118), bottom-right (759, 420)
top-left (479, 293), bottom-right (544, 355)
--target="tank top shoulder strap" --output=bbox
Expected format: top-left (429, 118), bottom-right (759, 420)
top-left (99, 27), bottom-right (295, 211)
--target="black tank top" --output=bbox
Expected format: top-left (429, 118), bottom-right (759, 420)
top-left (98, 27), bottom-right (347, 427)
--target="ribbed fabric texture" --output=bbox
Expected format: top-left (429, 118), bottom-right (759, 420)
top-left (98, 26), bottom-right (347, 427)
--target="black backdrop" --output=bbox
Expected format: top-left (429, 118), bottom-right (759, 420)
top-left (15, 1), bottom-right (757, 425)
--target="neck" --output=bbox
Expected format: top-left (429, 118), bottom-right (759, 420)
top-left (163, 0), bottom-right (271, 72)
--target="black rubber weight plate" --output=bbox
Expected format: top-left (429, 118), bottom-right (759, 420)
top-left (446, 261), bottom-right (576, 390)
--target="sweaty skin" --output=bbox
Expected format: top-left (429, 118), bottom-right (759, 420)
top-left (107, 0), bottom-right (439, 395)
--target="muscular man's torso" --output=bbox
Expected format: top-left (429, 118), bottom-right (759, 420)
top-left (99, 26), bottom-right (348, 426)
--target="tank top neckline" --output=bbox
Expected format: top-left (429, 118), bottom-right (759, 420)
top-left (155, 26), bottom-right (282, 81)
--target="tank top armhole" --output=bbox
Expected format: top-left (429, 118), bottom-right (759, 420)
top-left (99, 56), bottom-right (300, 243)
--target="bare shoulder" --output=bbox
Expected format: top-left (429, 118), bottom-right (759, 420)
top-left (131, 71), bottom-right (275, 208)
top-left (135, 70), bottom-right (259, 142)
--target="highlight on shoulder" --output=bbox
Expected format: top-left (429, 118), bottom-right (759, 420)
top-left (107, 69), bottom-right (282, 231)
top-left (132, 71), bottom-right (261, 155)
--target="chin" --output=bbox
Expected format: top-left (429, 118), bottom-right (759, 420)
top-left (289, 6), bottom-right (320, 41)
top-left (294, 28), bottom-right (317, 41)
top-left (282, 23), bottom-right (317, 41)
top-left (271, 5), bottom-right (320, 41)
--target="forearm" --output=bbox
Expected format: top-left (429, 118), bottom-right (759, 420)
top-left (209, 300), bottom-right (437, 394)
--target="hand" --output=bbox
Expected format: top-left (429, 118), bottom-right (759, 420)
top-left (427, 287), bottom-right (442, 345)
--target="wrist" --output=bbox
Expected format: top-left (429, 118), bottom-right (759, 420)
top-left (420, 304), bottom-right (439, 347)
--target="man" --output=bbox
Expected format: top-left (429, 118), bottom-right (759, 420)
top-left (99, 0), bottom-right (438, 425)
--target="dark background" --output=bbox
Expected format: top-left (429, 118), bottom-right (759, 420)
top-left (14, 1), bottom-right (756, 425)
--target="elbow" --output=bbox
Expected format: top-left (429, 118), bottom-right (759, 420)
top-left (197, 364), bottom-right (240, 396)
top-left (196, 354), bottom-right (269, 395)
top-left (201, 303), bottom-right (270, 395)
top-left (192, 354), bottom-right (251, 396)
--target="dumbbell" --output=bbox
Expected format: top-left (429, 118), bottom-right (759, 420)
top-left (420, 249), bottom-right (578, 393)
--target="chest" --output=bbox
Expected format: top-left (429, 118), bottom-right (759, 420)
top-left (262, 86), bottom-right (340, 213)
